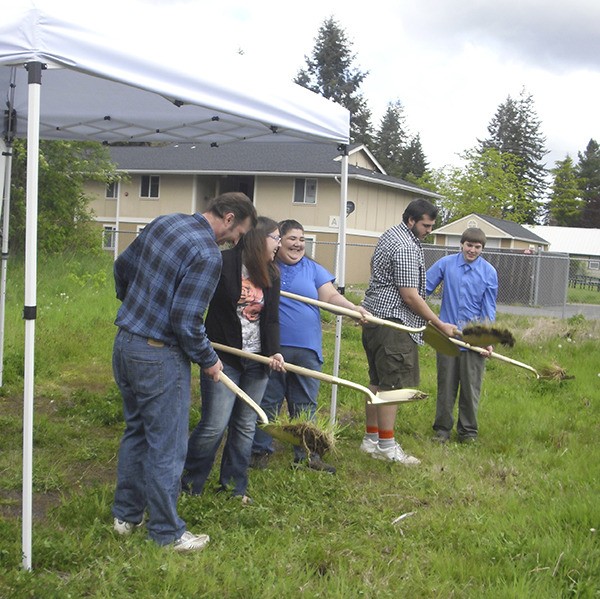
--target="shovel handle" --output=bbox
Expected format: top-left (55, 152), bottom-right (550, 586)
top-left (218, 371), bottom-right (269, 424)
top-left (448, 337), bottom-right (540, 378)
top-left (280, 290), bottom-right (426, 334)
top-left (211, 342), bottom-right (377, 401)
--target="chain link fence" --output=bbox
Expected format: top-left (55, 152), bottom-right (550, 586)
top-left (106, 227), bottom-right (580, 309)
top-left (311, 240), bottom-right (572, 309)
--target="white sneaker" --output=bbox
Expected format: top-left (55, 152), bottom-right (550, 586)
top-left (372, 443), bottom-right (421, 465)
top-left (173, 530), bottom-right (210, 552)
top-left (359, 438), bottom-right (378, 454)
top-left (113, 517), bottom-right (143, 535)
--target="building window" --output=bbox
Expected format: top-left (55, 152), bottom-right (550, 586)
top-left (589, 260), bottom-right (599, 271)
top-left (304, 235), bottom-right (316, 259)
top-left (102, 225), bottom-right (116, 250)
top-left (140, 175), bottom-right (160, 198)
top-left (293, 178), bottom-right (317, 204)
top-left (105, 181), bottom-right (119, 199)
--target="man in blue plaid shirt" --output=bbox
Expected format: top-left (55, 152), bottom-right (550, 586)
top-left (111, 192), bottom-right (256, 551)
top-left (361, 199), bottom-right (457, 465)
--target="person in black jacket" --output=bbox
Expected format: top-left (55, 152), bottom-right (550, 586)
top-left (182, 216), bottom-right (284, 504)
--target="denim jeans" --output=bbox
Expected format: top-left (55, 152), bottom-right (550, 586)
top-left (252, 346), bottom-right (321, 460)
top-left (112, 329), bottom-right (190, 546)
top-left (183, 359), bottom-right (268, 497)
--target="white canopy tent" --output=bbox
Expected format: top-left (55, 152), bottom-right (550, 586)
top-left (0, 1), bottom-right (350, 570)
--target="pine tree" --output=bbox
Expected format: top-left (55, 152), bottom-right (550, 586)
top-left (399, 134), bottom-right (428, 181)
top-left (479, 89), bottom-right (548, 223)
top-left (373, 100), bottom-right (407, 177)
top-left (576, 138), bottom-right (600, 228)
top-left (295, 17), bottom-right (373, 146)
top-left (373, 100), bottom-right (428, 181)
top-left (545, 156), bottom-right (583, 226)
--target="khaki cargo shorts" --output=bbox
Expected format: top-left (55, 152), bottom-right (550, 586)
top-left (361, 322), bottom-right (420, 390)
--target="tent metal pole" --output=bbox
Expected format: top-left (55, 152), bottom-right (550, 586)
top-left (22, 61), bottom-right (43, 571)
top-left (330, 147), bottom-right (349, 424)
top-left (0, 139), bottom-right (13, 387)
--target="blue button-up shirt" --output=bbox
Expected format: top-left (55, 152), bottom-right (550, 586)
top-left (426, 252), bottom-right (498, 330)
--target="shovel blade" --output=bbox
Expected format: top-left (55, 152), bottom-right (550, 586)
top-left (423, 322), bottom-right (461, 357)
top-left (373, 388), bottom-right (429, 405)
top-left (260, 423), bottom-right (304, 446)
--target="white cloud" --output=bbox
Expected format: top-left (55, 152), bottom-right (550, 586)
top-left (20, 0), bottom-right (600, 169)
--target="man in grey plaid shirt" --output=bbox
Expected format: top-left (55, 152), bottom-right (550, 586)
top-left (360, 199), bottom-right (457, 465)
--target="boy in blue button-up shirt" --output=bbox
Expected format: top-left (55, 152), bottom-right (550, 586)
top-left (426, 227), bottom-right (498, 443)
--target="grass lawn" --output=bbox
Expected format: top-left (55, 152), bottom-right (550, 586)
top-left (1, 254), bottom-right (599, 597)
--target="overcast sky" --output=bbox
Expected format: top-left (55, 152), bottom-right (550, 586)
top-left (35, 0), bottom-right (600, 170)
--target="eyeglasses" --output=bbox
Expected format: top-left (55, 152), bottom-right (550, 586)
top-left (267, 233), bottom-right (281, 242)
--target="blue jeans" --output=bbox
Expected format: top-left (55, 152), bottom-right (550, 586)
top-left (252, 346), bottom-right (321, 460)
top-left (183, 359), bottom-right (268, 497)
top-left (112, 329), bottom-right (190, 546)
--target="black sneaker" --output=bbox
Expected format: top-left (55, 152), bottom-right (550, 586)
top-left (250, 452), bottom-right (271, 469)
top-left (294, 455), bottom-right (336, 474)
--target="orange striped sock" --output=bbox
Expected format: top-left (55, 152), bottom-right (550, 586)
top-left (365, 426), bottom-right (378, 443)
top-left (378, 430), bottom-right (395, 449)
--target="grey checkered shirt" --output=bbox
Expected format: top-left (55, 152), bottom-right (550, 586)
top-left (362, 222), bottom-right (426, 344)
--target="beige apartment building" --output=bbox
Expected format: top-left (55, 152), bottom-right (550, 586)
top-left (86, 142), bottom-right (441, 284)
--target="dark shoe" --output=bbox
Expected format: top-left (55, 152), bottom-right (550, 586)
top-left (294, 455), bottom-right (336, 474)
top-left (431, 431), bottom-right (450, 444)
top-left (458, 436), bottom-right (477, 444)
top-left (250, 452), bottom-right (271, 469)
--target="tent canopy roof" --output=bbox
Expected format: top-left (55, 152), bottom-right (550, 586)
top-left (1, 1), bottom-right (350, 146)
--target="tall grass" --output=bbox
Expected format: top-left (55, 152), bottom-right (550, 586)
top-left (1, 254), bottom-right (599, 597)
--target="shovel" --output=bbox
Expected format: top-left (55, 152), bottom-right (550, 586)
top-left (217, 371), bottom-right (306, 446)
top-left (212, 343), bottom-right (428, 405)
top-left (280, 290), bottom-right (426, 334)
top-left (446, 337), bottom-right (540, 379)
top-left (280, 290), bottom-right (459, 357)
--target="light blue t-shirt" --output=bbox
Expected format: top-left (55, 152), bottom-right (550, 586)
top-left (278, 257), bottom-right (334, 362)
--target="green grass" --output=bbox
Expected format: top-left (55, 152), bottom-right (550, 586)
top-left (1, 254), bottom-right (599, 597)
top-left (567, 285), bottom-right (600, 305)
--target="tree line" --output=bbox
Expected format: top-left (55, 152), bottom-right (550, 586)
top-left (4, 17), bottom-right (599, 255)
top-left (296, 17), bottom-right (600, 228)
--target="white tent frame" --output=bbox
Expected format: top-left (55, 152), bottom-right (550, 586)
top-left (1, 2), bottom-right (350, 571)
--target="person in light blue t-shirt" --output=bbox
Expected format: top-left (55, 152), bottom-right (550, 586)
top-left (251, 219), bottom-right (370, 473)
top-left (426, 227), bottom-right (498, 443)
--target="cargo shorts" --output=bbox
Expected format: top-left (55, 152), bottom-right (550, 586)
top-left (361, 321), bottom-right (420, 390)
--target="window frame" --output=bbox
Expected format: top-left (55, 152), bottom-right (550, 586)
top-left (293, 177), bottom-right (317, 204)
top-left (140, 175), bottom-right (160, 199)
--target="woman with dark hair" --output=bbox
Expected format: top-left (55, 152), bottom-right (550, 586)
top-left (251, 219), bottom-right (370, 473)
top-left (182, 216), bottom-right (284, 504)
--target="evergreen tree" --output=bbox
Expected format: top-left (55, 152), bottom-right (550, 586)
top-left (373, 100), bottom-right (407, 177)
top-left (10, 139), bottom-right (118, 254)
top-left (576, 138), bottom-right (600, 228)
top-left (296, 17), bottom-right (373, 146)
top-left (373, 100), bottom-right (428, 181)
top-left (545, 156), bottom-right (583, 226)
top-left (399, 134), bottom-right (428, 181)
top-left (479, 89), bottom-right (548, 223)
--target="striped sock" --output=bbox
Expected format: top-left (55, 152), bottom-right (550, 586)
top-left (378, 430), bottom-right (395, 450)
top-left (365, 426), bottom-right (379, 443)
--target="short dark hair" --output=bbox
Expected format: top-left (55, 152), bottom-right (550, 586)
top-left (207, 192), bottom-right (258, 228)
top-left (460, 227), bottom-right (487, 247)
top-left (278, 219), bottom-right (304, 236)
top-left (402, 198), bottom-right (438, 224)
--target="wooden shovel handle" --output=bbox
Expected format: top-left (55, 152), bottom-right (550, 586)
top-left (218, 371), bottom-right (269, 424)
top-left (448, 337), bottom-right (540, 378)
top-left (280, 290), bottom-right (426, 334)
top-left (211, 342), bottom-right (377, 400)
